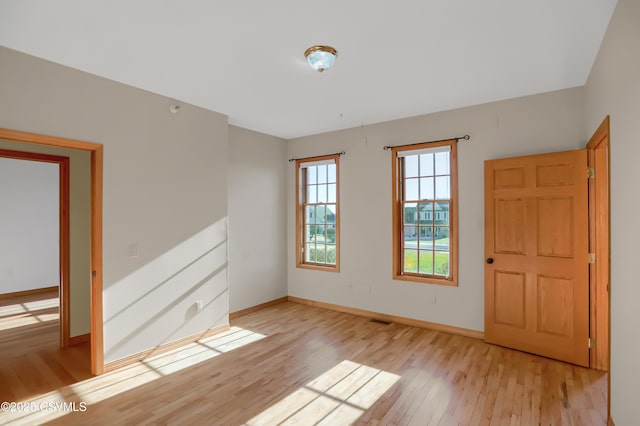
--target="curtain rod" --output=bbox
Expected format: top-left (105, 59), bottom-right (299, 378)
top-left (383, 135), bottom-right (470, 150)
top-left (288, 151), bottom-right (346, 163)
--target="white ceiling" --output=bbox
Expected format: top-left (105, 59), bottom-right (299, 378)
top-left (0, 1), bottom-right (617, 139)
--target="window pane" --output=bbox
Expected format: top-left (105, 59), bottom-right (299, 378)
top-left (418, 202), bottom-right (434, 225)
top-left (328, 164), bottom-right (336, 183)
top-left (326, 225), bottom-right (336, 243)
top-left (418, 227), bottom-right (433, 249)
top-left (326, 205), bottom-right (336, 224)
top-left (419, 153), bottom-right (434, 176)
top-left (435, 176), bottom-right (450, 199)
top-left (435, 151), bottom-right (450, 175)
top-left (314, 225), bottom-right (325, 242)
top-left (328, 183), bottom-right (336, 203)
top-left (315, 205), bottom-right (326, 224)
top-left (305, 243), bottom-right (314, 262)
top-left (434, 227), bottom-right (450, 250)
top-left (419, 250), bottom-right (434, 275)
top-left (315, 245), bottom-right (326, 263)
top-left (403, 203), bottom-right (417, 225)
top-left (305, 205), bottom-right (315, 224)
top-left (419, 177), bottom-right (434, 200)
top-left (434, 202), bottom-right (449, 225)
top-left (307, 185), bottom-right (317, 204)
top-left (317, 184), bottom-right (327, 203)
top-left (404, 226), bottom-right (417, 249)
top-left (326, 245), bottom-right (336, 264)
top-left (405, 178), bottom-right (419, 201)
top-left (318, 165), bottom-right (327, 184)
top-left (307, 166), bottom-right (317, 184)
top-left (305, 225), bottom-right (314, 242)
top-left (405, 155), bottom-right (419, 178)
top-left (404, 250), bottom-right (418, 273)
top-left (434, 252), bottom-right (450, 276)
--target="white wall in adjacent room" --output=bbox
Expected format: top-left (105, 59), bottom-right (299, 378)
top-left (0, 157), bottom-right (59, 294)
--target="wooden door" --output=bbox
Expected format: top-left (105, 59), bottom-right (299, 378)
top-left (484, 149), bottom-right (589, 367)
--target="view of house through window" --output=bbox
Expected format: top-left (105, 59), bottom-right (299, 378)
top-left (296, 154), bottom-right (339, 271)
top-left (392, 141), bottom-right (457, 285)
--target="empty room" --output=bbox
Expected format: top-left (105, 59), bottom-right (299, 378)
top-left (0, 0), bottom-right (638, 425)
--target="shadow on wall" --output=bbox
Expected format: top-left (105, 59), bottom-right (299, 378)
top-left (104, 219), bottom-right (229, 362)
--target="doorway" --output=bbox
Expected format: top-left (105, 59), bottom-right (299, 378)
top-left (484, 117), bottom-right (611, 372)
top-left (0, 128), bottom-right (104, 375)
top-left (484, 149), bottom-right (590, 366)
top-left (0, 150), bottom-right (70, 345)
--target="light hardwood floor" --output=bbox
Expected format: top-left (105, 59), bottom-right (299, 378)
top-left (0, 290), bottom-right (91, 404)
top-left (1, 298), bottom-right (607, 425)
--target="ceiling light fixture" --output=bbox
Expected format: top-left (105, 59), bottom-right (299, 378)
top-left (304, 45), bottom-right (338, 72)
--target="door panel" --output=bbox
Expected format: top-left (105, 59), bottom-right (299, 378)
top-left (495, 199), bottom-right (526, 254)
top-left (493, 271), bottom-right (526, 328)
top-left (536, 197), bottom-right (573, 257)
top-left (485, 149), bottom-right (589, 367)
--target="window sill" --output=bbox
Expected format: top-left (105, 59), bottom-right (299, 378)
top-left (297, 263), bottom-right (340, 273)
top-left (393, 274), bottom-right (457, 287)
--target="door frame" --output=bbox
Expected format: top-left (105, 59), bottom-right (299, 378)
top-left (0, 149), bottom-right (71, 346)
top-left (0, 128), bottom-right (104, 375)
top-left (587, 116), bottom-right (610, 371)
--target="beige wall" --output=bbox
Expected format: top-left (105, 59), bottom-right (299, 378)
top-left (287, 87), bottom-right (586, 332)
top-left (585, 0), bottom-right (640, 424)
top-left (0, 139), bottom-right (91, 337)
top-left (0, 46), bottom-right (230, 363)
top-left (228, 126), bottom-right (288, 312)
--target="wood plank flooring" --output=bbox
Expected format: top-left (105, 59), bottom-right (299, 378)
top-left (0, 290), bottom-right (91, 403)
top-left (1, 299), bottom-right (607, 425)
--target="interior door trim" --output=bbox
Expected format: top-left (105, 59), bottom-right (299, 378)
top-left (0, 128), bottom-right (104, 375)
top-left (0, 149), bottom-right (70, 346)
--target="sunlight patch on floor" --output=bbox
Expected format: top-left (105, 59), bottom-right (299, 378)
top-left (144, 326), bottom-right (266, 375)
top-left (20, 297), bottom-right (59, 311)
top-left (245, 360), bottom-right (400, 425)
top-left (0, 326), bottom-right (265, 425)
top-left (0, 296), bottom-right (59, 330)
top-left (0, 296), bottom-right (58, 316)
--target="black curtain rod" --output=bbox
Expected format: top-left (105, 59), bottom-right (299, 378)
top-left (288, 151), bottom-right (346, 163)
top-left (383, 135), bottom-right (470, 150)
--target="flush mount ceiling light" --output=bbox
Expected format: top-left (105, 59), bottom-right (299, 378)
top-left (304, 45), bottom-right (338, 72)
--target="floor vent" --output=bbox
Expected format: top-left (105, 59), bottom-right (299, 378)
top-left (370, 318), bottom-right (392, 325)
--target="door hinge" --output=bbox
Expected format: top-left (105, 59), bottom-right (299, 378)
top-left (587, 167), bottom-right (595, 179)
top-left (588, 253), bottom-right (596, 264)
top-left (588, 338), bottom-right (593, 349)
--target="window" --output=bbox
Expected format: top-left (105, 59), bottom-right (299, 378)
top-left (392, 140), bottom-right (457, 285)
top-left (296, 154), bottom-right (340, 271)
